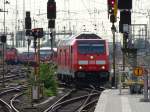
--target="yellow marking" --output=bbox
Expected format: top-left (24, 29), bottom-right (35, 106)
top-left (123, 80), bottom-right (144, 86)
top-left (133, 67), bottom-right (143, 76)
top-left (114, 0), bottom-right (118, 17)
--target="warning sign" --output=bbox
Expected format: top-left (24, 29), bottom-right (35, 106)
top-left (133, 67), bottom-right (144, 76)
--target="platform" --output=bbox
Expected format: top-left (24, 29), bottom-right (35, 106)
top-left (94, 89), bottom-right (150, 112)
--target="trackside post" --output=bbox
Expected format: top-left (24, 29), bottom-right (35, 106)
top-left (141, 69), bottom-right (150, 102)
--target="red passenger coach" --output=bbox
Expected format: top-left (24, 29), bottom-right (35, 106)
top-left (57, 33), bottom-right (110, 86)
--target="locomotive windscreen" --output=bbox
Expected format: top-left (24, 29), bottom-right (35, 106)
top-left (77, 40), bottom-right (105, 54)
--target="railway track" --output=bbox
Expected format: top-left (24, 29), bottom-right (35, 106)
top-left (0, 65), bottom-right (105, 112)
top-left (10, 92), bottom-right (24, 112)
top-left (0, 99), bottom-right (12, 112)
top-left (0, 65), bottom-right (28, 87)
top-left (0, 85), bottom-right (25, 112)
top-left (0, 65), bottom-right (28, 112)
top-left (44, 85), bottom-right (103, 112)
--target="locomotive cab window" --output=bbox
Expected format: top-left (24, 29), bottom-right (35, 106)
top-left (77, 41), bottom-right (105, 54)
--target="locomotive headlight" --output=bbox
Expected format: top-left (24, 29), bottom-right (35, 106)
top-left (90, 56), bottom-right (94, 59)
top-left (101, 66), bottom-right (105, 70)
top-left (79, 66), bottom-right (82, 70)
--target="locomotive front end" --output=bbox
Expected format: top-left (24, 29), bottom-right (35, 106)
top-left (75, 39), bottom-right (110, 85)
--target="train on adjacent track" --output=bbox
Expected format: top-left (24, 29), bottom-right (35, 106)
top-left (0, 46), bottom-right (56, 65)
top-left (56, 33), bottom-right (110, 86)
top-left (0, 47), bottom-right (18, 64)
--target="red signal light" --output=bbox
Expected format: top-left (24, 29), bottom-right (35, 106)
top-left (108, 0), bottom-right (115, 7)
top-left (111, 1), bottom-right (114, 5)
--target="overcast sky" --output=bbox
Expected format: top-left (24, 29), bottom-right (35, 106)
top-left (0, 0), bottom-right (149, 41)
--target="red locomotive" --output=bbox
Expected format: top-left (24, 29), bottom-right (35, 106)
top-left (0, 47), bottom-right (18, 64)
top-left (56, 33), bottom-right (110, 86)
top-left (5, 48), bottom-right (18, 64)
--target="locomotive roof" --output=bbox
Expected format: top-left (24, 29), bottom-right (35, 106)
top-left (58, 33), bottom-right (102, 46)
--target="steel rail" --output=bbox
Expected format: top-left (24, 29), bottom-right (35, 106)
top-left (50, 93), bottom-right (100, 112)
top-left (10, 93), bottom-right (24, 112)
top-left (0, 98), bottom-right (12, 112)
top-left (43, 89), bottom-right (76, 112)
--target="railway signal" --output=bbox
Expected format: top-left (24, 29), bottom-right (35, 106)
top-left (48, 19), bottom-right (55, 28)
top-left (47, 0), bottom-right (56, 19)
top-left (119, 10), bottom-right (131, 33)
top-left (118, 0), bottom-right (132, 10)
top-left (107, 0), bottom-right (114, 15)
top-left (0, 35), bottom-right (7, 43)
top-left (32, 28), bottom-right (44, 38)
top-left (107, 0), bottom-right (117, 22)
top-left (25, 11), bottom-right (31, 29)
top-left (47, 0), bottom-right (56, 51)
top-left (26, 29), bottom-right (32, 36)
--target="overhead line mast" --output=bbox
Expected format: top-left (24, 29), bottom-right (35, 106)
top-left (14, 0), bottom-right (18, 47)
